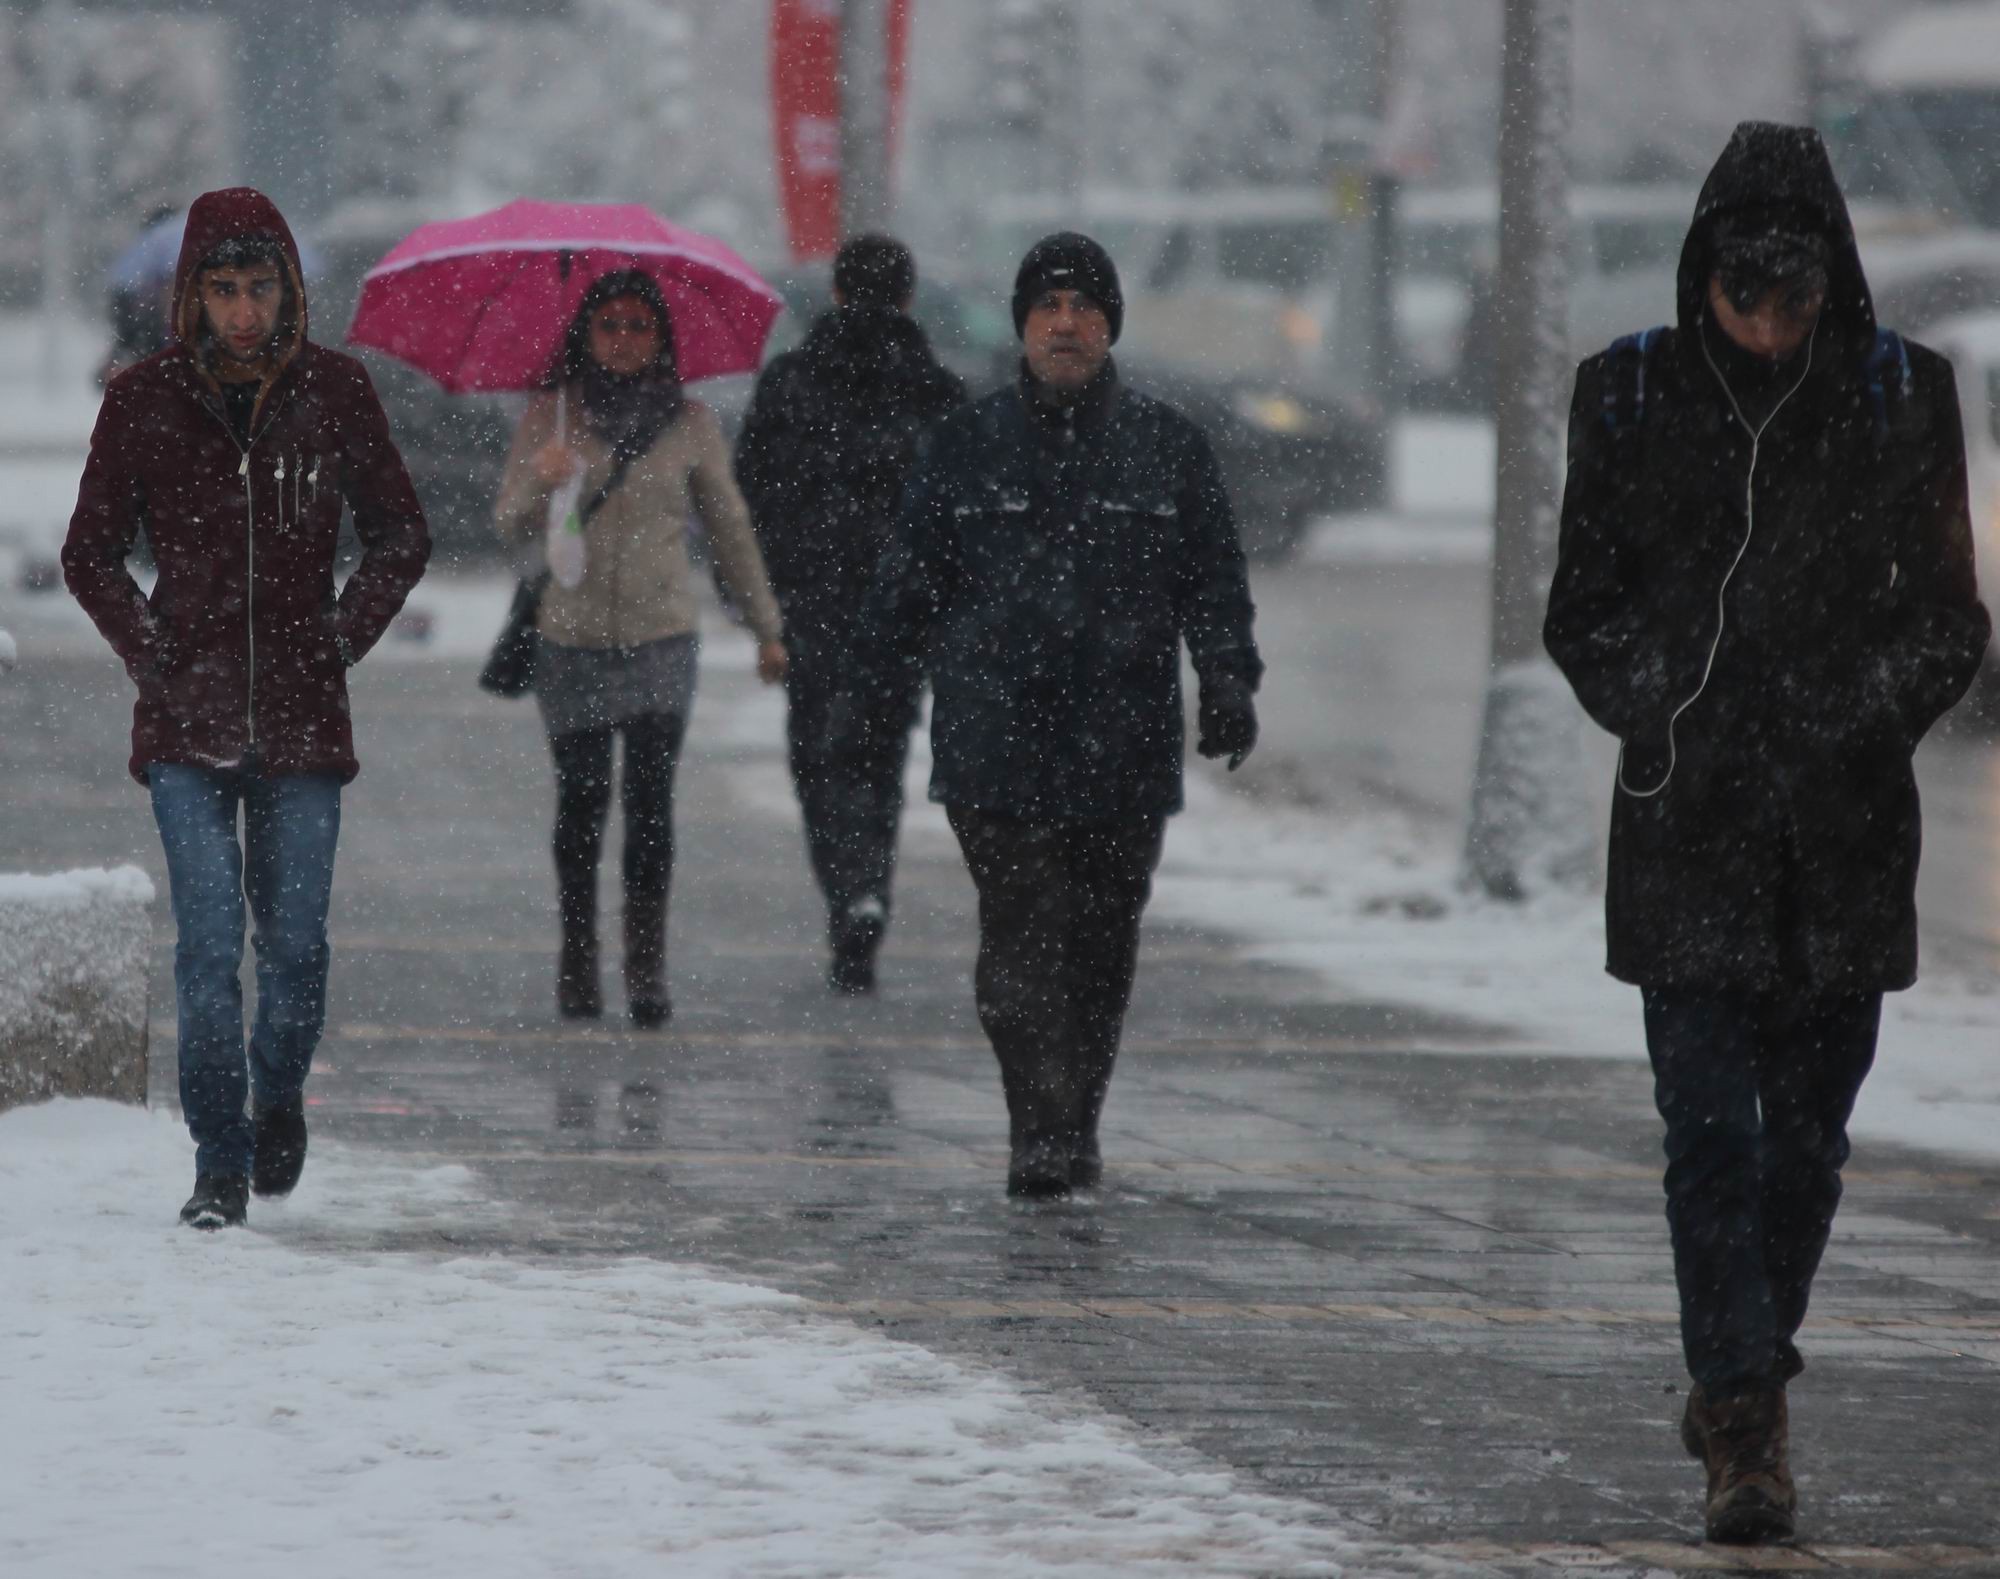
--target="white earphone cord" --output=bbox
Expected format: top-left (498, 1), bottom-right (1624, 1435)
top-left (1616, 317), bottom-right (1817, 799)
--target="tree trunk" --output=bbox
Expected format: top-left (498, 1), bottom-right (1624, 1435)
top-left (1460, 0), bottom-right (1595, 900)
top-left (839, 0), bottom-right (894, 237)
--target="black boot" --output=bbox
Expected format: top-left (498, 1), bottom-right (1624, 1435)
top-left (625, 890), bottom-right (671, 1029)
top-left (1008, 1129), bottom-right (1074, 1199)
top-left (558, 934), bottom-right (602, 1019)
top-left (1069, 1059), bottom-right (1114, 1189)
top-left (251, 1097), bottom-right (308, 1198)
top-left (556, 848), bottom-right (602, 1017)
top-left (1068, 1131), bottom-right (1103, 1190)
top-left (180, 1173), bottom-right (249, 1230)
top-left (828, 895), bottom-right (886, 994)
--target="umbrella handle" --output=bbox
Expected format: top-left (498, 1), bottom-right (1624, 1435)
top-left (556, 386), bottom-right (566, 447)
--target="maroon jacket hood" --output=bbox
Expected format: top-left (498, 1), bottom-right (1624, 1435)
top-left (172, 187), bottom-right (310, 369)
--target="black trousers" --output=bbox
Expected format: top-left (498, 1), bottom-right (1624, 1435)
top-left (947, 805), bottom-right (1166, 1143)
top-left (550, 712), bottom-right (686, 988)
top-left (1642, 987), bottom-right (1882, 1393)
top-left (785, 638), bottom-right (917, 935)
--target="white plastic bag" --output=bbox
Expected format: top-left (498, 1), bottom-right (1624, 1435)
top-left (544, 470), bottom-right (587, 590)
top-left (543, 388), bottom-right (587, 590)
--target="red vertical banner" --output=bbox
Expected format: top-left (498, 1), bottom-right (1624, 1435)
top-left (771, 0), bottom-right (913, 262)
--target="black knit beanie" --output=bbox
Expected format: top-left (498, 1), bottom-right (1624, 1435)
top-left (1011, 231), bottom-right (1123, 343)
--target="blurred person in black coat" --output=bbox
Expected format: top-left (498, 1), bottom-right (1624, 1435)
top-left (736, 236), bottom-right (967, 993)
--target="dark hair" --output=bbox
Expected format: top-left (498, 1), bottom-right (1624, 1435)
top-left (549, 268), bottom-right (679, 388)
top-left (198, 232), bottom-right (286, 274)
top-left (833, 234), bottom-right (915, 310)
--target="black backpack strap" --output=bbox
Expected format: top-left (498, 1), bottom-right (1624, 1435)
top-left (579, 448), bottom-right (642, 524)
top-left (1599, 325), bottom-right (1667, 434)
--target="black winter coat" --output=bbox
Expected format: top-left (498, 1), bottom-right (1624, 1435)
top-left (1545, 122), bottom-right (1991, 995)
top-left (856, 363), bottom-right (1262, 823)
top-left (734, 306), bottom-right (966, 642)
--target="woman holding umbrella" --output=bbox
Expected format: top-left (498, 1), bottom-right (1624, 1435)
top-left (492, 268), bottom-right (787, 1025)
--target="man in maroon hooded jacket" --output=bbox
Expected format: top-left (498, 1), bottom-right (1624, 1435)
top-left (63, 187), bottom-right (431, 1229)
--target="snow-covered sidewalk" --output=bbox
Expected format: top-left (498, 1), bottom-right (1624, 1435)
top-left (725, 677), bottom-right (2000, 1173)
top-left (0, 1099), bottom-right (1392, 1579)
top-left (1152, 772), bottom-right (2000, 1168)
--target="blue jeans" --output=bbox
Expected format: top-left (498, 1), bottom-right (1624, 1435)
top-left (149, 764), bottom-right (341, 1178)
top-left (1643, 988), bottom-right (1881, 1393)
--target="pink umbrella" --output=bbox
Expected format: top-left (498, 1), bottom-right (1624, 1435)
top-left (346, 199), bottom-right (783, 393)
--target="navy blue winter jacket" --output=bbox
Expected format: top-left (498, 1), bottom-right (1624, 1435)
top-left (855, 363), bottom-right (1261, 822)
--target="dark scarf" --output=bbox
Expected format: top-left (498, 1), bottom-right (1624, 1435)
top-left (577, 364), bottom-right (682, 464)
top-left (1699, 310), bottom-right (1819, 431)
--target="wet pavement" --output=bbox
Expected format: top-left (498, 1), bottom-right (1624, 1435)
top-left (7, 578), bottom-right (2000, 1575)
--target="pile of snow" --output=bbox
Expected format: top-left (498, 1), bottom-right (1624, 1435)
top-left (0, 1099), bottom-right (1395, 1578)
top-left (0, 866), bottom-right (153, 1107)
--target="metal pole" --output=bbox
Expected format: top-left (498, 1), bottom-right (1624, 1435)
top-left (1460, 0), bottom-right (1594, 899)
top-left (39, 0), bottom-right (78, 391)
top-left (1366, 0), bottom-right (1400, 410)
top-left (839, 0), bottom-right (893, 237)
top-left (1486, 0), bottom-right (1570, 668)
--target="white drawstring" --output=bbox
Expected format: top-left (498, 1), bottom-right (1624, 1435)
top-left (1616, 317), bottom-right (1818, 799)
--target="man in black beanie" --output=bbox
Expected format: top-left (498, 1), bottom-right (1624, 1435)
top-left (849, 231), bottom-right (1262, 1198)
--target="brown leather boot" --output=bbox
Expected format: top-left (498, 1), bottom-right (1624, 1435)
top-left (1682, 1382), bottom-right (1796, 1544)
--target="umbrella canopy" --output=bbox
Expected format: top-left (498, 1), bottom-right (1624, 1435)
top-left (345, 199), bottom-right (783, 393)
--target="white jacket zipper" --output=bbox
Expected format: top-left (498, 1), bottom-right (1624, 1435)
top-left (238, 450), bottom-right (257, 752)
top-left (206, 385), bottom-right (293, 760)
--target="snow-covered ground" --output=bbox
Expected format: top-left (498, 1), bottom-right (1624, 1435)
top-left (1153, 774), bottom-right (2000, 1169)
top-left (0, 1098), bottom-right (1390, 1579)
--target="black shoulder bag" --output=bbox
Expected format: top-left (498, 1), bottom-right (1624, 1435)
top-left (477, 448), bottom-right (645, 698)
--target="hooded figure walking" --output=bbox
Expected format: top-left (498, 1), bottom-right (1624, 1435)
top-left (850, 233), bottom-right (1261, 1198)
top-left (63, 188), bottom-right (432, 1230)
top-left (735, 235), bottom-right (967, 992)
top-left (1545, 124), bottom-right (1990, 1543)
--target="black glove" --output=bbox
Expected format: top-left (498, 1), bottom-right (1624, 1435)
top-left (1197, 675), bottom-right (1258, 771)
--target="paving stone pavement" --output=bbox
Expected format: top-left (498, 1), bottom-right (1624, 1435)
top-left (8, 644), bottom-right (2000, 1577)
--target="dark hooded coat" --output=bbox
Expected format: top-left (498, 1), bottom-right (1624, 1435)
top-left (63, 187), bottom-right (431, 785)
top-left (1545, 123), bottom-right (1991, 994)
top-left (734, 305), bottom-right (967, 641)
top-left (853, 361), bottom-right (1262, 823)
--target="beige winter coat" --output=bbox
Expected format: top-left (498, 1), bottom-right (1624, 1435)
top-left (493, 391), bottom-right (783, 650)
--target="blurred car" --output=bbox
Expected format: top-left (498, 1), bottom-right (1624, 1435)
top-left (1114, 357), bottom-right (1384, 561)
top-left (1396, 182), bottom-right (1697, 409)
top-left (1860, 223), bottom-right (2000, 339)
top-left (311, 197), bottom-right (518, 565)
